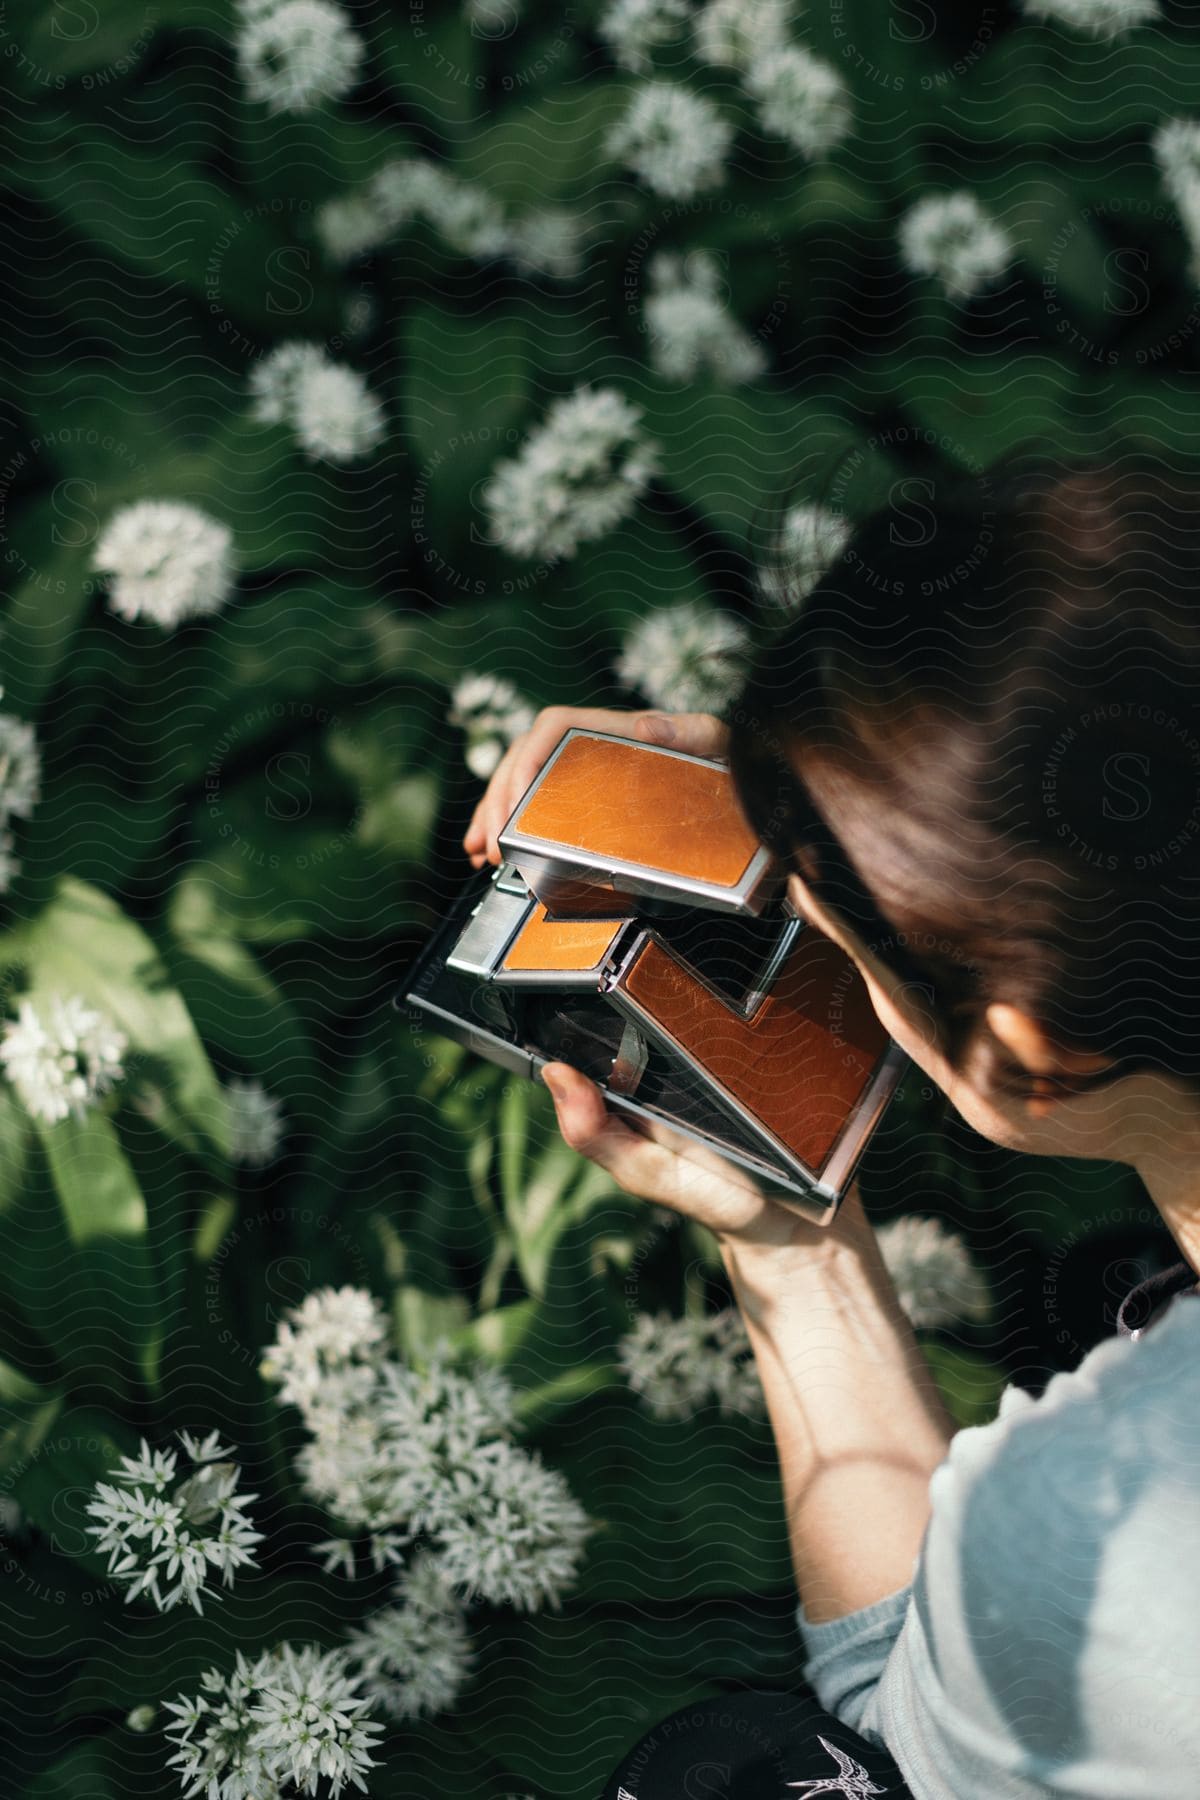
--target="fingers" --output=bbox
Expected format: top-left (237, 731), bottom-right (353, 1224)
top-left (461, 706), bottom-right (732, 867)
top-left (539, 1062), bottom-right (692, 1207)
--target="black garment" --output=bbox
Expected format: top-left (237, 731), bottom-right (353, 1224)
top-left (596, 1686), bottom-right (915, 1798)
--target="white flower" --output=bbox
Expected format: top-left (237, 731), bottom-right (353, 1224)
top-left (606, 83), bottom-right (733, 199)
top-left (447, 674), bottom-right (535, 780)
top-left (237, 0), bottom-right (364, 112)
top-left (261, 1284), bottom-right (390, 1412)
top-left (249, 343), bottom-right (385, 464)
top-left (644, 249), bottom-right (767, 385)
top-left (758, 501), bottom-right (852, 605)
top-left (1153, 117), bottom-right (1200, 263)
top-left (0, 714), bottom-right (40, 822)
top-left (165, 1643), bottom-right (383, 1800)
top-left (898, 191), bottom-right (1014, 301)
top-left (85, 1433), bottom-right (263, 1616)
top-left (483, 386), bottom-right (658, 561)
top-left (615, 599), bottom-right (751, 713)
top-left (0, 994), bottom-right (127, 1124)
top-left (125, 1705), bottom-right (156, 1733)
top-left (345, 1551), bottom-right (474, 1720)
top-left (598, 0), bottom-right (690, 71)
top-left (693, 0), bottom-right (791, 69)
top-left (426, 1438), bottom-right (594, 1611)
top-left (503, 209), bottom-right (587, 279)
top-left (223, 1077), bottom-right (286, 1166)
top-left (315, 192), bottom-right (393, 263)
top-left (617, 1308), bottom-right (765, 1418)
top-left (876, 1214), bottom-right (993, 1331)
top-left (92, 500), bottom-right (236, 629)
top-left (744, 45), bottom-right (852, 157)
top-left (0, 828), bottom-right (19, 897)
top-left (1018, 0), bottom-right (1158, 36)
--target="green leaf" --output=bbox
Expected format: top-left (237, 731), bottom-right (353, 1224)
top-left (496, 1080), bottom-right (621, 1298)
top-left (34, 1110), bottom-right (145, 1246)
top-left (393, 1284), bottom-right (472, 1360)
top-left (922, 1342), bottom-right (1008, 1428)
top-left (15, 876), bottom-right (230, 1161)
top-left (18, 1), bottom-right (156, 84)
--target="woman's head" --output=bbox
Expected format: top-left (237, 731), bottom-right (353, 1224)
top-left (729, 449), bottom-right (1200, 1162)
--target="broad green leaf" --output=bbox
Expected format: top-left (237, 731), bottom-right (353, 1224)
top-left (393, 1284), bottom-right (472, 1360)
top-left (923, 1342), bottom-right (1008, 1429)
top-left (16, 877), bottom-right (230, 1161)
top-left (34, 1110), bottom-right (144, 1246)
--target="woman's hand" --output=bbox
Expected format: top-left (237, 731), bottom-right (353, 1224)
top-left (462, 705), bottom-right (730, 869)
top-left (538, 1060), bottom-right (839, 1255)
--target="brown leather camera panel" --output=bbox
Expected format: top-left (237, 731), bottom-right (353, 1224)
top-left (514, 735), bottom-right (761, 890)
top-left (501, 903), bottom-right (629, 975)
top-left (620, 929), bottom-right (889, 1173)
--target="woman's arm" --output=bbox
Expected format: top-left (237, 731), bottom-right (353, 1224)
top-left (719, 1178), bottom-right (956, 1621)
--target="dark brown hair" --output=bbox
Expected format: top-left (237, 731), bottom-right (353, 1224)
top-left (728, 450), bottom-right (1200, 1101)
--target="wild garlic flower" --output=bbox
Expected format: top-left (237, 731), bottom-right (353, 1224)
top-left (224, 1077), bottom-right (286, 1166)
top-left (126, 1705), bottom-right (157, 1733)
top-left (85, 1431), bottom-right (263, 1616)
top-left (236, 0), bottom-right (365, 112)
top-left (425, 1438), bottom-right (594, 1612)
top-left (617, 1308), bottom-right (765, 1419)
top-left (249, 343), bottom-right (385, 464)
top-left (615, 599), bottom-right (751, 714)
top-left (263, 1288), bottom-right (593, 1612)
top-left (693, 0), bottom-right (791, 69)
top-left (744, 46), bottom-right (852, 156)
top-left (1153, 117), bottom-right (1200, 262)
top-left (0, 994), bottom-right (127, 1124)
top-left (598, 0), bottom-right (690, 72)
top-left (483, 386), bottom-right (658, 561)
top-left (875, 1214), bottom-right (992, 1331)
top-left (503, 209), bottom-right (587, 279)
top-left (92, 500), bottom-right (236, 629)
top-left (0, 714), bottom-right (40, 823)
top-left (757, 501), bottom-right (852, 605)
top-left (345, 1551), bottom-right (474, 1720)
top-left (447, 673), bottom-right (535, 780)
top-left (644, 249), bottom-right (767, 385)
top-left (898, 191), bottom-right (1014, 301)
top-left (164, 1643), bottom-right (383, 1800)
top-left (606, 82), bottom-right (733, 199)
top-left (1018, 0), bottom-right (1158, 35)
top-left (0, 829), bottom-right (19, 896)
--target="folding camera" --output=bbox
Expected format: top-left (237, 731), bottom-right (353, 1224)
top-left (398, 729), bottom-right (908, 1224)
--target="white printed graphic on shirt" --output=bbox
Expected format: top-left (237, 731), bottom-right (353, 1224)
top-left (785, 1733), bottom-right (889, 1797)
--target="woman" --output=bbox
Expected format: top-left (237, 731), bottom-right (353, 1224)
top-left (462, 455), bottom-right (1200, 1799)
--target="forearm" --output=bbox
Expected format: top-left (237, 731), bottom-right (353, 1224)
top-left (720, 1182), bottom-right (955, 1623)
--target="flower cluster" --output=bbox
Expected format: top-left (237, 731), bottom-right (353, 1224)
top-left (344, 1551), bottom-right (474, 1720)
top-left (1153, 117), bottom-right (1200, 276)
top-left (1019, 0), bottom-right (1158, 37)
top-left (92, 500), bottom-right (236, 629)
top-left (0, 701), bottom-right (41, 895)
top-left (262, 1287), bottom-right (594, 1611)
top-left (875, 1215), bottom-right (993, 1331)
top-left (757, 500), bottom-right (852, 606)
top-left (0, 993), bottom-right (127, 1124)
top-left (615, 599), bottom-right (751, 713)
top-left (249, 343), bottom-right (386, 464)
top-left (85, 1430), bottom-right (263, 1616)
top-left (164, 1642), bottom-right (383, 1800)
top-left (224, 1076), bottom-right (287, 1166)
top-left (235, 0), bottom-right (364, 113)
top-left (644, 250), bottom-right (767, 386)
top-left (447, 674), bottom-right (535, 780)
top-left (483, 386), bottom-right (658, 561)
top-left (693, 0), bottom-right (792, 69)
top-left (605, 83), bottom-right (733, 199)
top-left (898, 191), bottom-right (1014, 301)
top-left (617, 1308), bottom-right (765, 1419)
top-left (316, 157), bottom-right (585, 279)
top-left (743, 44), bottom-right (852, 157)
top-left (598, 0), bottom-right (690, 72)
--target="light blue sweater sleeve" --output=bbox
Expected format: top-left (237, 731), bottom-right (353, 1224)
top-left (793, 1300), bottom-right (1200, 1799)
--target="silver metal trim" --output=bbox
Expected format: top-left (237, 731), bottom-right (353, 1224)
top-left (497, 727), bottom-right (781, 917)
top-left (445, 881), bottom-right (535, 979)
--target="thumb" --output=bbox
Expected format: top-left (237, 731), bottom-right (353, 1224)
top-left (634, 711), bottom-right (730, 759)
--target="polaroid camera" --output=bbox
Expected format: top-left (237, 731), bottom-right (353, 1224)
top-left (398, 729), bottom-right (907, 1224)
